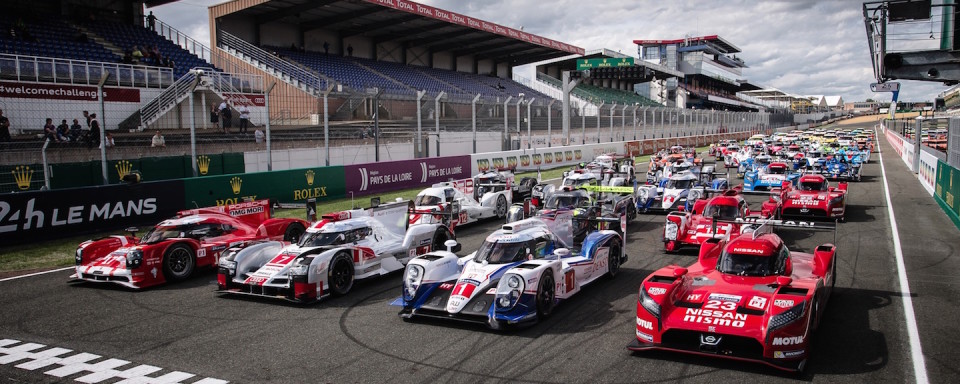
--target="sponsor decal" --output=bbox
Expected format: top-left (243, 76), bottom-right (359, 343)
top-left (533, 154), bottom-right (542, 165)
top-left (773, 350), bottom-right (806, 359)
top-left (439, 283), bottom-right (454, 290)
top-left (115, 160), bottom-right (134, 179)
top-left (637, 318), bottom-right (653, 330)
top-left (11, 165), bottom-right (33, 191)
top-left (565, 151), bottom-right (573, 161)
top-left (492, 158), bottom-right (505, 171)
top-left (747, 296), bottom-right (767, 310)
top-left (477, 159), bottom-right (490, 172)
top-left (686, 294), bottom-right (702, 301)
top-left (700, 335), bottom-right (721, 345)
top-left (485, 288), bottom-right (496, 295)
top-left (506, 157), bottom-right (517, 169)
top-left (520, 155), bottom-right (530, 167)
top-left (544, 153), bottom-right (553, 164)
top-left (732, 247), bottom-right (765, 254)
top-left (636, 329), bottom-right (653, 342)
top-left (708, 293), bottom-right (742, 303)
top-left (0, 81), bottom-right (140, 102)
top-left (683, 308), bottom-right (747, 328)
top-left (647, 287), bottom-right (667, 296)
top-left (774, 299), bottom-right (795, 309)
top-left (772, 336), bottom-right (804, 346)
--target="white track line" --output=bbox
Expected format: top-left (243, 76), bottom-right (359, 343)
top-left (876, 128), bottom-right (929, 384)
top-left (0, 267), bottom-right (73, 283)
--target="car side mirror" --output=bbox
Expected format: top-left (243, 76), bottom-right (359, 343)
top-left (673, 267), bottom-right (688, 277)
top-left (776, 276), bottom-right (792, 286)
top-left (444, 239), bottom-right (460, 253)
top-left (553, 248), bottom-right (570, 260)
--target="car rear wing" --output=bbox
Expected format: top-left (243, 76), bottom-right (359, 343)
top-left (178, 199), bottom-right (273, 227)
top-left (716, 217), bottom-right (838, 243)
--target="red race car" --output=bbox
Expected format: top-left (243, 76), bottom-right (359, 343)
top-left (630, 219), bottom-right (838, 372)
top-left (72, 200), bottom-right (309, 289)
top-left (663, 189), bottom-right (779, 253)
top-left (778, 174), bottom-right (847, 221)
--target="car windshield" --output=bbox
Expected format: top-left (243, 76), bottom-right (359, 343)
top-left (767, 166), bottom-right (787, 175)
top-left (140, 223), bottom-right (228, 244)
top-left (673, 165), bottom-right (691, 173)
top-left (717, 252), bottom-right (779, 276)
top-left (702, 203), bottom-right (739, 220)
top-left (140, 226), bottom-right (185, 244)
top-left (562, 178), bottom-right (591, 187)
top-left (546, 194), bottom-right (583, 209)
top-left (415, 194), bottom-right (443, 206)
top-left (298, 231), bottom-right (348, 247)
top-left (799, 181), bottom-right (825, 191)
top-left (474, 239), bottom-right (532, 264)
top-left (665, 179), bottom-right (694, 189)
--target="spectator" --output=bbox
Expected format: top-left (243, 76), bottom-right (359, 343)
top-left (238, 105), bottom-right (250, 133)
top-left (69, 119), bottom-right (82, 141)
top-left (323, 41), bottom-right (329, 55)
top-left (210, 104), bottom-right (220, 131)
top-left (347, 44), bottom-right (353, 57)
top-left (101, 132), bottom-right (115, 148)
top-left (151, 130), bottom-right (165, 147)
top-left (87, 113), bottom-right (100, 148)
top-left (131, 46), bottom-right (143, 63)
top-left (57, 119), bottom-right (70, 142)
top-left (146, 11), bottom-right (156, 31)
top-left (221, 103), bottom-right (233, 131)
top-left (43, 118), bottom-right (60, 142)
top-left (0, 109), bottom-right (11, 142)
top-left (255, 128), bottom-right (264, 144)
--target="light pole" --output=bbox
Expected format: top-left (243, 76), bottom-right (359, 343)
top-left (526, 98), bottom-right (535, 149)
top-left (503, 96), bottom-right (513, 150)
top-left (434, 91), bottom-right (446, 157)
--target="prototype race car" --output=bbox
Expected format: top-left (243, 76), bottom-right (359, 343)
top-left (412, 172), bottom-right (513, 227)
top-left (73, 200), bottom-right (309, 289)
top-left (629, 218), bottom-right (837, 372)
top-left (743, 162), bottom-right (800, 192)
top-left (216, 200), bottom-right (454, 302)
top-left (779, 174), bottom-right (847, 221)
top-left (662, 189), bottom-right (778, 252)
top-left (395, 211), bottom-right (626, 329)
top-left (507, 188), bottom-right (600, 243)
top-left (637, 169), bottom-right (728, 214)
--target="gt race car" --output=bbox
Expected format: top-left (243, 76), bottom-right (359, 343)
top-left (629, 218), bottom-right (838, 372)
top-left (73, 200), bottom-right (309, 289)
top-left (395, 211), bottom-right (627, 329)
top-left (216, 199), bottom-right (455, 302)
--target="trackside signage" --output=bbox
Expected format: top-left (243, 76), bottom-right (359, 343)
top-left (345, 156), bottom-right (471, 196)
top-left (0, 81), bottom-right (140, 102)
top-left (182, 166), bottom-right (345, 207)
top-left (0, 180), bottom-right (185, 246)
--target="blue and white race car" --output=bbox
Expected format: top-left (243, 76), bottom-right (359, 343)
top-left (743, 161), bottom-right (801, 191)
top-left (636, 170), bottom-right (728, 213)
top-left (395, 211), bottom-right (626, 329)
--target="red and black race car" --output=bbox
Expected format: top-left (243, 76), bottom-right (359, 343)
top-left (662, 189), bottom-right (779, 253)
top-left (630, 218), bottom-right (838, 372)
top-left (778, 174), bottom-right (847, 221)
top-left (72, 200), bottom-right (309, 289)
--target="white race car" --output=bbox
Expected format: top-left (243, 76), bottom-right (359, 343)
top-left (216, 200), bottom-right (455, 303)
top-left (411, 171), bottom-right (514, 227)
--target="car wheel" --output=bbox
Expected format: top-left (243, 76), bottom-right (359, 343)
top-left (328, 253), bottom-right (355, 295)
top-left (495, 195), bottom-right (507, 218)
top-left (162, 243), bottom-right (195, 282)
top-left (431, 229), bottom-right (450, 252)
top-left (664, 240), bottom-right (678, 253)
top-left (283, 222), bottom-right (306, 243)
top-left (607, 242), bottom-right (621, 278)
top-left (536, 271), bottom-right (555, 320)
top-left (775, 207), bottom-right (783, 220)
top-left (810, 292), bottom-right (822, 332)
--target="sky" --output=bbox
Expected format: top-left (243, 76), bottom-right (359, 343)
top-left (152, 0), bottom-right (951, 103)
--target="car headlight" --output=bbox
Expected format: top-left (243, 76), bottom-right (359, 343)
top-left (639, 286), bottom-right (661, 319)
top-left (219, 260), bottom-right (237, 274)
top-left (495, 274), bottom-right (525, 310)
top-left (403, 264), bottom-right (424, 301)
top-left (125, 250), bottom-right (143, 269)
top-left (768, 301), bottom-right (805, 331)
top-left (75, 248), bottom-right (83, 265)
top-left (288, 264), bottom-right (309, 276)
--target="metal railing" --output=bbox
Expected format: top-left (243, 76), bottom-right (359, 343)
top-left (0, 53), bottom-right (174, 88)
top-left (217, 31), bottom-right (326, 95)
top-left (140, 70), bottom-right (198, 128)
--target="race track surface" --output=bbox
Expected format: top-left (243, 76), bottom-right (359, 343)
top-left (1, 121), bottom-right (957, 383)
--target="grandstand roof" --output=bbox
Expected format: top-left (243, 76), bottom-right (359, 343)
top-left (632, 35), bottom-right (741, 54)
top-left (214, 0), bottom-right (583, 66)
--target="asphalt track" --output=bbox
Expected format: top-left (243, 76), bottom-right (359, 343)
top-left (1, 120), bottom-right (957, 383)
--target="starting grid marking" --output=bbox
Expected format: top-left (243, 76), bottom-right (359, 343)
top-left (0, 338), bottom-right (228, 384)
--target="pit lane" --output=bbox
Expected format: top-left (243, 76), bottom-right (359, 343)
top-left (0, 121), bottom-right (954, 383)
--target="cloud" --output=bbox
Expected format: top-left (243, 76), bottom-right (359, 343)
top-left (152, 0), bottom-right (948, 102)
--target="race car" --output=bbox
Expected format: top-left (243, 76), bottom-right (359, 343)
top-left (662, 189), bottom-right (777, 252)
top-left (513, 176), bottom-right (540, 201)
top-left (582, 184), bottom-right (638, 226)
top-left (743, 162), bottom-right (801, 192)
top-left (507, 188), bottom-right (600, 243)
top-left (779, 174), bottom-right (847, 221)
top-left (395, 211), bottom-right (627, 329)
top-left (216, 199), bottom-right (454, 303)
top-left (820, 157), bottom-right (861, 181)
top-left (560, 168), bottom-right (602, 191)
top-left (629, 218), bottom-right (838, 372)
top-left (72, 200), bottom-right (309, 289)
top-left (637, 171), bottom-right (726, 214)
top-left (411, 172), bottom-right (513, 227)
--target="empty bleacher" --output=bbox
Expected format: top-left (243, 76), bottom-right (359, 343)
top-left (536, 73), bottom-right (660, 106)
top-left (81, 21), bottom-right (215, 77)
top-left (0, 16), bottom-right (115, 63)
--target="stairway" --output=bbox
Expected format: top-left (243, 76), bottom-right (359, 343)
top-left (138, 68), bottom-right (263, 129)
top-left (217, 31), bottom-right (327, 96)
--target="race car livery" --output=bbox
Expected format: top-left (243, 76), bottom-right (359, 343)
top-left (216, 200), bottom-right (454, 302)
top-left (396, 211), bottom-right (626, 329)
top-left (743, 162), bottom-right (800, 192)
top-left (779, 174), bottom-right (847, 221)
top-left (411, 171), bottom-right (514, 227)
top-left (662, 189), bottom-right (777, 252)
top-left (629, 218), bottom-right (837, 372)
top-left (73, 200), bottom-right (309, 289)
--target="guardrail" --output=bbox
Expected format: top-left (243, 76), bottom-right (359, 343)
top-left (0, 53), bottom-right (174, 88)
